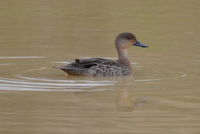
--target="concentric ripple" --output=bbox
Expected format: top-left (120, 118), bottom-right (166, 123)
top-left (0, 56), bottom-right (160, 92)
top-left (0, 75), bottom-right (116, 92)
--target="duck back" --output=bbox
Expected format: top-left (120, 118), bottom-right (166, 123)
top-left (55, 58), bottom-right (132, 77)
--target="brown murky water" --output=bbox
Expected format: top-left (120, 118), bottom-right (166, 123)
top-left (0, 0), bottom-right (200, 134)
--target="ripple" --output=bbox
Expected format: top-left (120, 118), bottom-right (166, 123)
top-left (0, 56), bottom-right (44, 59)
top-left (0, 76), bottom-right (115, 92)
top-left (16, 75), bottom-right (115, 83)
top-left (0, 85), bottom-right (85, 92)
top-left (135, 79), bottom-right (160, 82)
top-left (179, 74), bottom-right (188, 78)
top-left (0, 63), bottom-right (14, 66)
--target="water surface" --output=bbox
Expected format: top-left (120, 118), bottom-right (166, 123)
top-left (0, 0), bottom-right (200, 134)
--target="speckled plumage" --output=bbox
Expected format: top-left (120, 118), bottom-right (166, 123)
top-left (57, 58), bottom-right (132, 77)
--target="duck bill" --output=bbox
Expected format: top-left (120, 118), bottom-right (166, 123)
top-left (133, 41), bottom-right (148, 48)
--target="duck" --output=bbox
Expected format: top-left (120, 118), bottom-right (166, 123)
top-left (54, 32), bottom-right (148, 77)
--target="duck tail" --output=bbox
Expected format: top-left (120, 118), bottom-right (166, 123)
top-left (52, 66), bottom-right (67, 69)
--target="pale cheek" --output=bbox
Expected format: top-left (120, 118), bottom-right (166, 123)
top-left (131, 41), bottom-right (136, 45)
top-left (122, 44), bottom-right (131, 49)
top-left (127, 42), bottom-right (134, 48)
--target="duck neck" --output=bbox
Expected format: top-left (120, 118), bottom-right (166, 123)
top-left (117, 48), bottom-right (131, 67)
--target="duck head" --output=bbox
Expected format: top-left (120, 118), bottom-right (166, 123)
top-left (115, 32), bottom-right (149, 66)
top-left (115, 32), bottom-right (148, 49)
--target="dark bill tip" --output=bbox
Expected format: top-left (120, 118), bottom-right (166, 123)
top-left (133, 41), bottom-right (149, 48)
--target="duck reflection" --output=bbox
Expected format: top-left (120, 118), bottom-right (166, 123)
top-left (115, 77), bottom-right (147, 112)
top-left (116, 88), bottom-right (135, 111)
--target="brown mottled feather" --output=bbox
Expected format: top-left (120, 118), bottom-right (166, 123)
top-left (55, 58), bottom-right (132, 77)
